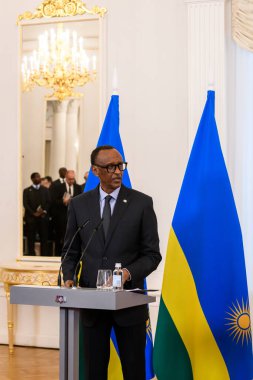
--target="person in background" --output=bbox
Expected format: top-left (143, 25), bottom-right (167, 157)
top-left (41, 175), bottom-right (53, 188)
top-left (50, 168), bottom-right (67, 253)
top-left (40, 175), bottom-right (54, 254)
top-left (81, 171), bottom-right (89, 192)
top-left (51, 170), bottom-right (82, 256)
top-left (62, 146), bottom-right (161, 380)
top-left (23, 172), bottom-right (50, 256)
top-left (51, 167), bottom-right (67, 188)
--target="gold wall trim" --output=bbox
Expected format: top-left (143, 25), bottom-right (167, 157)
top-left (1, 267), bottom-right (58, 286)
top-left (17, 0), bottom-right (107, 24)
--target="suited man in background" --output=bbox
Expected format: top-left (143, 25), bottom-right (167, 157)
top-left (23, 172), bottom-right (50, 256)
top-left (80, 170), bottom-right (89, 192)
top-left (51, 170), bottom-right (82, 255)
top-left (51, 167), bottom-right (67, 188)
top-left (62, 146), bottom-right (161, 380)
top-left (41, 175), bottom-right (53, 189)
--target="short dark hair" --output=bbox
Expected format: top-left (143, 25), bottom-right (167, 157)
top-left (44, 175), bottom-right (52, 182)
top-left (31, 172), bottom-right (40, 180)
top-left (59, 167), bottom-right (67, 177)
top-left (90, 145), bottom-right (115, 165)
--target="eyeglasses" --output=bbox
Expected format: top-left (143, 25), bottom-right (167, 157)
top-left (95, 162), bottom-right (128, 173)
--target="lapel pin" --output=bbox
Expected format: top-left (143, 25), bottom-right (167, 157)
top-left (123, 199), bottom-right (127, 203)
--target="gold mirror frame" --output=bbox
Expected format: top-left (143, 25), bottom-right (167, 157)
top-left (17, 0), bottom-right (107, 24)
top-left (18, 0), bottom-right (107, 263)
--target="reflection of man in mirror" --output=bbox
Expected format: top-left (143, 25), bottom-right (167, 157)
top-left (23, 172), bottom-right (50, 256)
top-left (51, 170), bottom-right (82, 256)
top-left (41, 175), bottom-right (53, 188)
top-left (81, 170), bottom-right (89, 192)
top-left (51, 167), bottom-right (67, 188)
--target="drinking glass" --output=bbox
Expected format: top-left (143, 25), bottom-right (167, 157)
top-left (96, 269), bottom-right (113, 290)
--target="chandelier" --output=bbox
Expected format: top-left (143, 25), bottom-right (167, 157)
top-left (21, 23), bottom-right (97, 101)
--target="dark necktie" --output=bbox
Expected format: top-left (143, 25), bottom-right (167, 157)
top-left (69, 186), bottom-right (72, 195)
top-left (102, 195), bottom-right (112, 239)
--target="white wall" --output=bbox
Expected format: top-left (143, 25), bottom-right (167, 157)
top-left (0, 0), bottom-right (188, 347)
top-left (225, 2), bottom-right (253, 308)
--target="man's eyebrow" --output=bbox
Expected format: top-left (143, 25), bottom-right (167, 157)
top-left (107, 161), bottom-right (123, 165)
top-left (97, 161), bottom-right (123, 165)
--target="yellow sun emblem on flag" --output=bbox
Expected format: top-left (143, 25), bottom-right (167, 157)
top-left (225, 299), bottom-right (251, 345)
top-left (146, 318), bottom-right (152, 341)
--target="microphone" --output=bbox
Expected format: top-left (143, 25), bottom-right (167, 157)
top-left (73, 219), bottom-right (103, 287)
top-left (57, 218), bottom-right (90, 287)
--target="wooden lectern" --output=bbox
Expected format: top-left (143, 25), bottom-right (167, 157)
top-left (10, 285), bottom-right (156, 380)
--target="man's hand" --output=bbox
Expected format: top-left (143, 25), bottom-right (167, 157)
top-left (122, 269), bottom-right (130, 284)
top-left (63, 197), bottom-right (71, 206)
top-left (63, 193), bottom-right (71, 205)
top-left (33, 210), bottom-right (43, 217)
top-left (64, 280), bottom-right (74, 288)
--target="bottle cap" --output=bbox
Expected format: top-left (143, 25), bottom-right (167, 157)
top-left (115, 263), bottom-right (122, 268)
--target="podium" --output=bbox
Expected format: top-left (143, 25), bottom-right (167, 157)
top-left (10, 285), bottom-right (156, 380)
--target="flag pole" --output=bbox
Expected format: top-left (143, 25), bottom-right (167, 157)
top-left (112, 67), bottom-right (119, 95)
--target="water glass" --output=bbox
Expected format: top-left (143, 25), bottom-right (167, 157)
top-left (96, 269), bottom-right (113, 290)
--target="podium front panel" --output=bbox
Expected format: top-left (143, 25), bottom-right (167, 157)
top-left (10, 285), bottom-right (156, 310)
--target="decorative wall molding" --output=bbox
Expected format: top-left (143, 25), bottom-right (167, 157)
top-left (17, 0), bottom-right (107, 24)
top-left (0, 331), bottom-right (59, 348)
top-left (186, 0), bottom-right (226, 157)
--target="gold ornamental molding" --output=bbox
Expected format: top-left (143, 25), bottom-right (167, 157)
top-left (17, 0), bottom-right (107, 24)
top-left (1, 268), bottom-right (58, 286)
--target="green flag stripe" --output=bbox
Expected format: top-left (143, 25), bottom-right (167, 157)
top-left (153, 297), bottom-right (193, 380)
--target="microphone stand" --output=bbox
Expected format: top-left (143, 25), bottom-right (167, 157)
top-left (73, 219), bottom-right (103, 288)
top-left (57, 219), bottom-right (90, 287)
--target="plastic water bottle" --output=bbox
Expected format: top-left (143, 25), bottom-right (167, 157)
top-left (113, 263), bottom-right (123, 290)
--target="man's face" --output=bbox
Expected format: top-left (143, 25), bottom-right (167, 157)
top-left (59, 168), bottom-right (67, 179)
top-left (66, 172), bottom-right (75, 186)
top-left (32, 174), bottom-right (41, 185)
top-left (92, 149), bottom-right (123, 193)
top-left (41, 178), bottom-right (50, 188)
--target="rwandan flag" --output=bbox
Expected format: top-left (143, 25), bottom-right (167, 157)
top-left (80, 94), bottom-right (155, 380)
top-left (153, 90), bottom-right (253, 379)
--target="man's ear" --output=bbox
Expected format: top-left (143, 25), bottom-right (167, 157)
top-left (91, 165), bottom-right (99, 177)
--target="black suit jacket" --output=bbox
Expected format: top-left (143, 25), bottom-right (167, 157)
top-left (51, 179), bottom-right (64, 188)
top-left (62, 184), bottom-right (161, 326)
top-left (51, 182), bottom-right (82, 221)
top-left (23, 185), bottom-right (50, 221)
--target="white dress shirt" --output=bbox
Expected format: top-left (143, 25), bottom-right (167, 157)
top-left (99, 186), bottom-right (120, 217)
top-left (99, 185), bottom-right (131, 281)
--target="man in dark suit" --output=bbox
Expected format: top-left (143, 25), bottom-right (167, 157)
top-left (51, 170), bottom-right (82, 256)
top-left (23, 172), bottom-right (50, 256)
top-left (51, 167), bottom-right (67, 188)
top-left (62, 146), bottom-right (161, 380)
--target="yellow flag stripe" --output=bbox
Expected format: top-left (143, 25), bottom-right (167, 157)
top-left (108, 339), bottom-right (123, 380)
top-left (162, 228), bottom-right (229, 380)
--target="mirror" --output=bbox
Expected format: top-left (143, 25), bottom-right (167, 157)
top-left (19, 4), bottom-right (106, 260)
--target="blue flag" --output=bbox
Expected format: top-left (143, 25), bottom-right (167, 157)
top-left (84, 95), bottom-right (131, 191)
top-left (153, 90), bottom-right (253, 379)
top-left (81, 94), bottom-right (154, 380)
